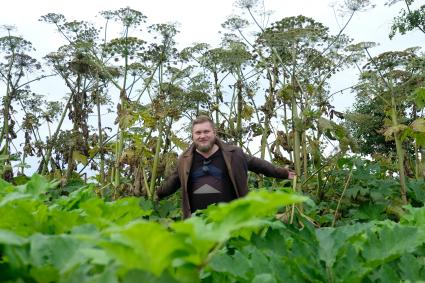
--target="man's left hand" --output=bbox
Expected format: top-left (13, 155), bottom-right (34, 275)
top-left (287, 170), bottom-right (296, 180)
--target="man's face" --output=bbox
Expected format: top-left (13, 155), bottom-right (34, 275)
top-left (192, 121), bottom-right (216, 152)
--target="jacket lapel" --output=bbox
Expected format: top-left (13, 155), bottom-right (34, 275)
top-left (180, 144), bottom-right (194, 192)
top-left (216, 139), bottom-right (239, 197)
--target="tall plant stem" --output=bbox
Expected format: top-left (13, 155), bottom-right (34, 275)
top-left (149, 63), bottom-right (164, 199)
top-left (332, 169), bottom-right (353, 227)
top-left (291, 45), bottom-right (302, 179)
top-left (236, 76), bottom-right (243, 147)
top-left (391, 102), bottom-right (408, 204)
top-left (1, 87), bottom-right (12, 155)
top-left (114, 116), bottom-right (124, 187)
top-left (149, 119), bottom-right (164, 199)
top-left (290, 175), bottom-right (298, 224)
top-left (213, 71), bottom-right (220, 124)
top-left (95, 86), bottom-right (105, 185)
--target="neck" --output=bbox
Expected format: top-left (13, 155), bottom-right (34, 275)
top-left (196, 144), bottom-right (219, 159)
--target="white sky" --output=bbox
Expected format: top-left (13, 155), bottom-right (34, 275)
top-left (2, 0), bottom-right (423, 52)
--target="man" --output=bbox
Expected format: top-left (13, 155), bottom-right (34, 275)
top-left (156, 115), bottom-right (295, 218)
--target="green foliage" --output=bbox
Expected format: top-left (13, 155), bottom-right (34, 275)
top-left (0, 175), bottom-right (306, 282)
top-left (311, 156), bottom-right (425, 226)
top-left (1, 175), bottom-right (425, 282)
top-left (206, 216), bottom-right (425, 282)
top-left (413, 87), bottom-right (425, 109)
top-left (389, 1), bottom-right (425, 38)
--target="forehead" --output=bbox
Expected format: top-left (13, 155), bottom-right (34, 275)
top-left (192, 121), bottom-right (214, 132)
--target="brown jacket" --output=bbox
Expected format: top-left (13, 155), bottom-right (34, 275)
top-left (156, 138), bottom-right (290, 218)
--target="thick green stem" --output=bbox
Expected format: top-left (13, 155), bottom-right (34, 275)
top-left (1, 89), bottom-right (11, 155)
top-left (260, 115), bottom-right (270, 160)
top-left (20, 151), bottom-right (26, 175)
top-left (114, 123), bottom-right (124, 187)
top-left (315, 131), bottom-right (324, 200)
top-left (302, 132), bottom-right (308, 178)
top-left (332, 169), bottom-right (353, 227)
top-left (391, 101), bottom-right (408, 204)
top-left (149, 119), bottom-right (163, 198)
top-left (292, 97), bottom-right (302, 177)
top-left (291, 46), bottom-right (302, 178)
top-left (236, 78), bottom-right (243, 146)
top-left (148, 63), bottom-right (164, 198)
top-left (96, 88), bottom-right (105, 185)
top-left (213, 71), bottom-right (220, 125)
top-left (260, 66), bottom-right (277, 161)
top-left (414, 142), bottom-right (420, 179)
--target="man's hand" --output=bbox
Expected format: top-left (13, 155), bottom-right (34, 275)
top-left (287, 169), bottom-right (296, 180)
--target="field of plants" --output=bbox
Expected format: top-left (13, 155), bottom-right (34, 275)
top-left (0, 0), bottom-right (425, 281)
top-left (1, 175), bottom-right (425, 282)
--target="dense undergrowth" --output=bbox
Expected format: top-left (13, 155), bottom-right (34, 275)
top-left (1, 174), bottom-right (425, 283)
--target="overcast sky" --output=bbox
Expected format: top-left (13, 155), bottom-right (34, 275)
top-left (1, 0), bottom-right (422, 51)
top-left (0, 0), bottom-right (423, 110)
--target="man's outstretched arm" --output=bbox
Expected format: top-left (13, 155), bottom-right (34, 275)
top-left (156, 168), bottom-right (181, 199)
top-left (245, 154), bottom-right (295, 180)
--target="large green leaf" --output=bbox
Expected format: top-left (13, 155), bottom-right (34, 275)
top-left (361, 222), bottom-right (425, 266)
top-left (171, 218), bottom-right (217, 266)
top-left (398, 253), bottom-right (425, 282)
top-left (30, 234), bottom-right (82, 271)
top-left (414, 87), bottom-right (425, 109)
top-left (47, 208), bottom-right (83, 234)
top-left (30, 265), bottom-right (59, 283)
top-left (0, 199), bottom-right (46, 236)
top-left (208, 249), bottom-right (251, 280)
top-left (316, 222), bottom-right (373, 268)
top-left (79, 197), bottom-right (152, 230)
top-left (0, 229), bottom-right (28, 246)
top-left (25, 174), bottom-right (59, 197)
top-left (411, 118), bottom-right (425, 132)
top-left (101, 221), bottom-right (187, 276)
top-left (203, 190), bottom-right (307, 242)
top-left (0, 178), bottom-right (13, 193)
top-left (54, 185), bottom-right (96, 210)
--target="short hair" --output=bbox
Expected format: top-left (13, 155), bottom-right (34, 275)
top-left (191, 115), bottom-right (215, 130)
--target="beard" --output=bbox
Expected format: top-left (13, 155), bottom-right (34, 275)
top-left (195, 138), bottom-right (215, 153)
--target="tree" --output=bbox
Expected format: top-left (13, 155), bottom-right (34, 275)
top-left (255, 15), bottom-right (356, 196)
top-left (40, 14), bottom-right (105, 184)
top-left (0, 27), bottom-right (44, 180)
top-left (347, 47), bottom-right (425, 203)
